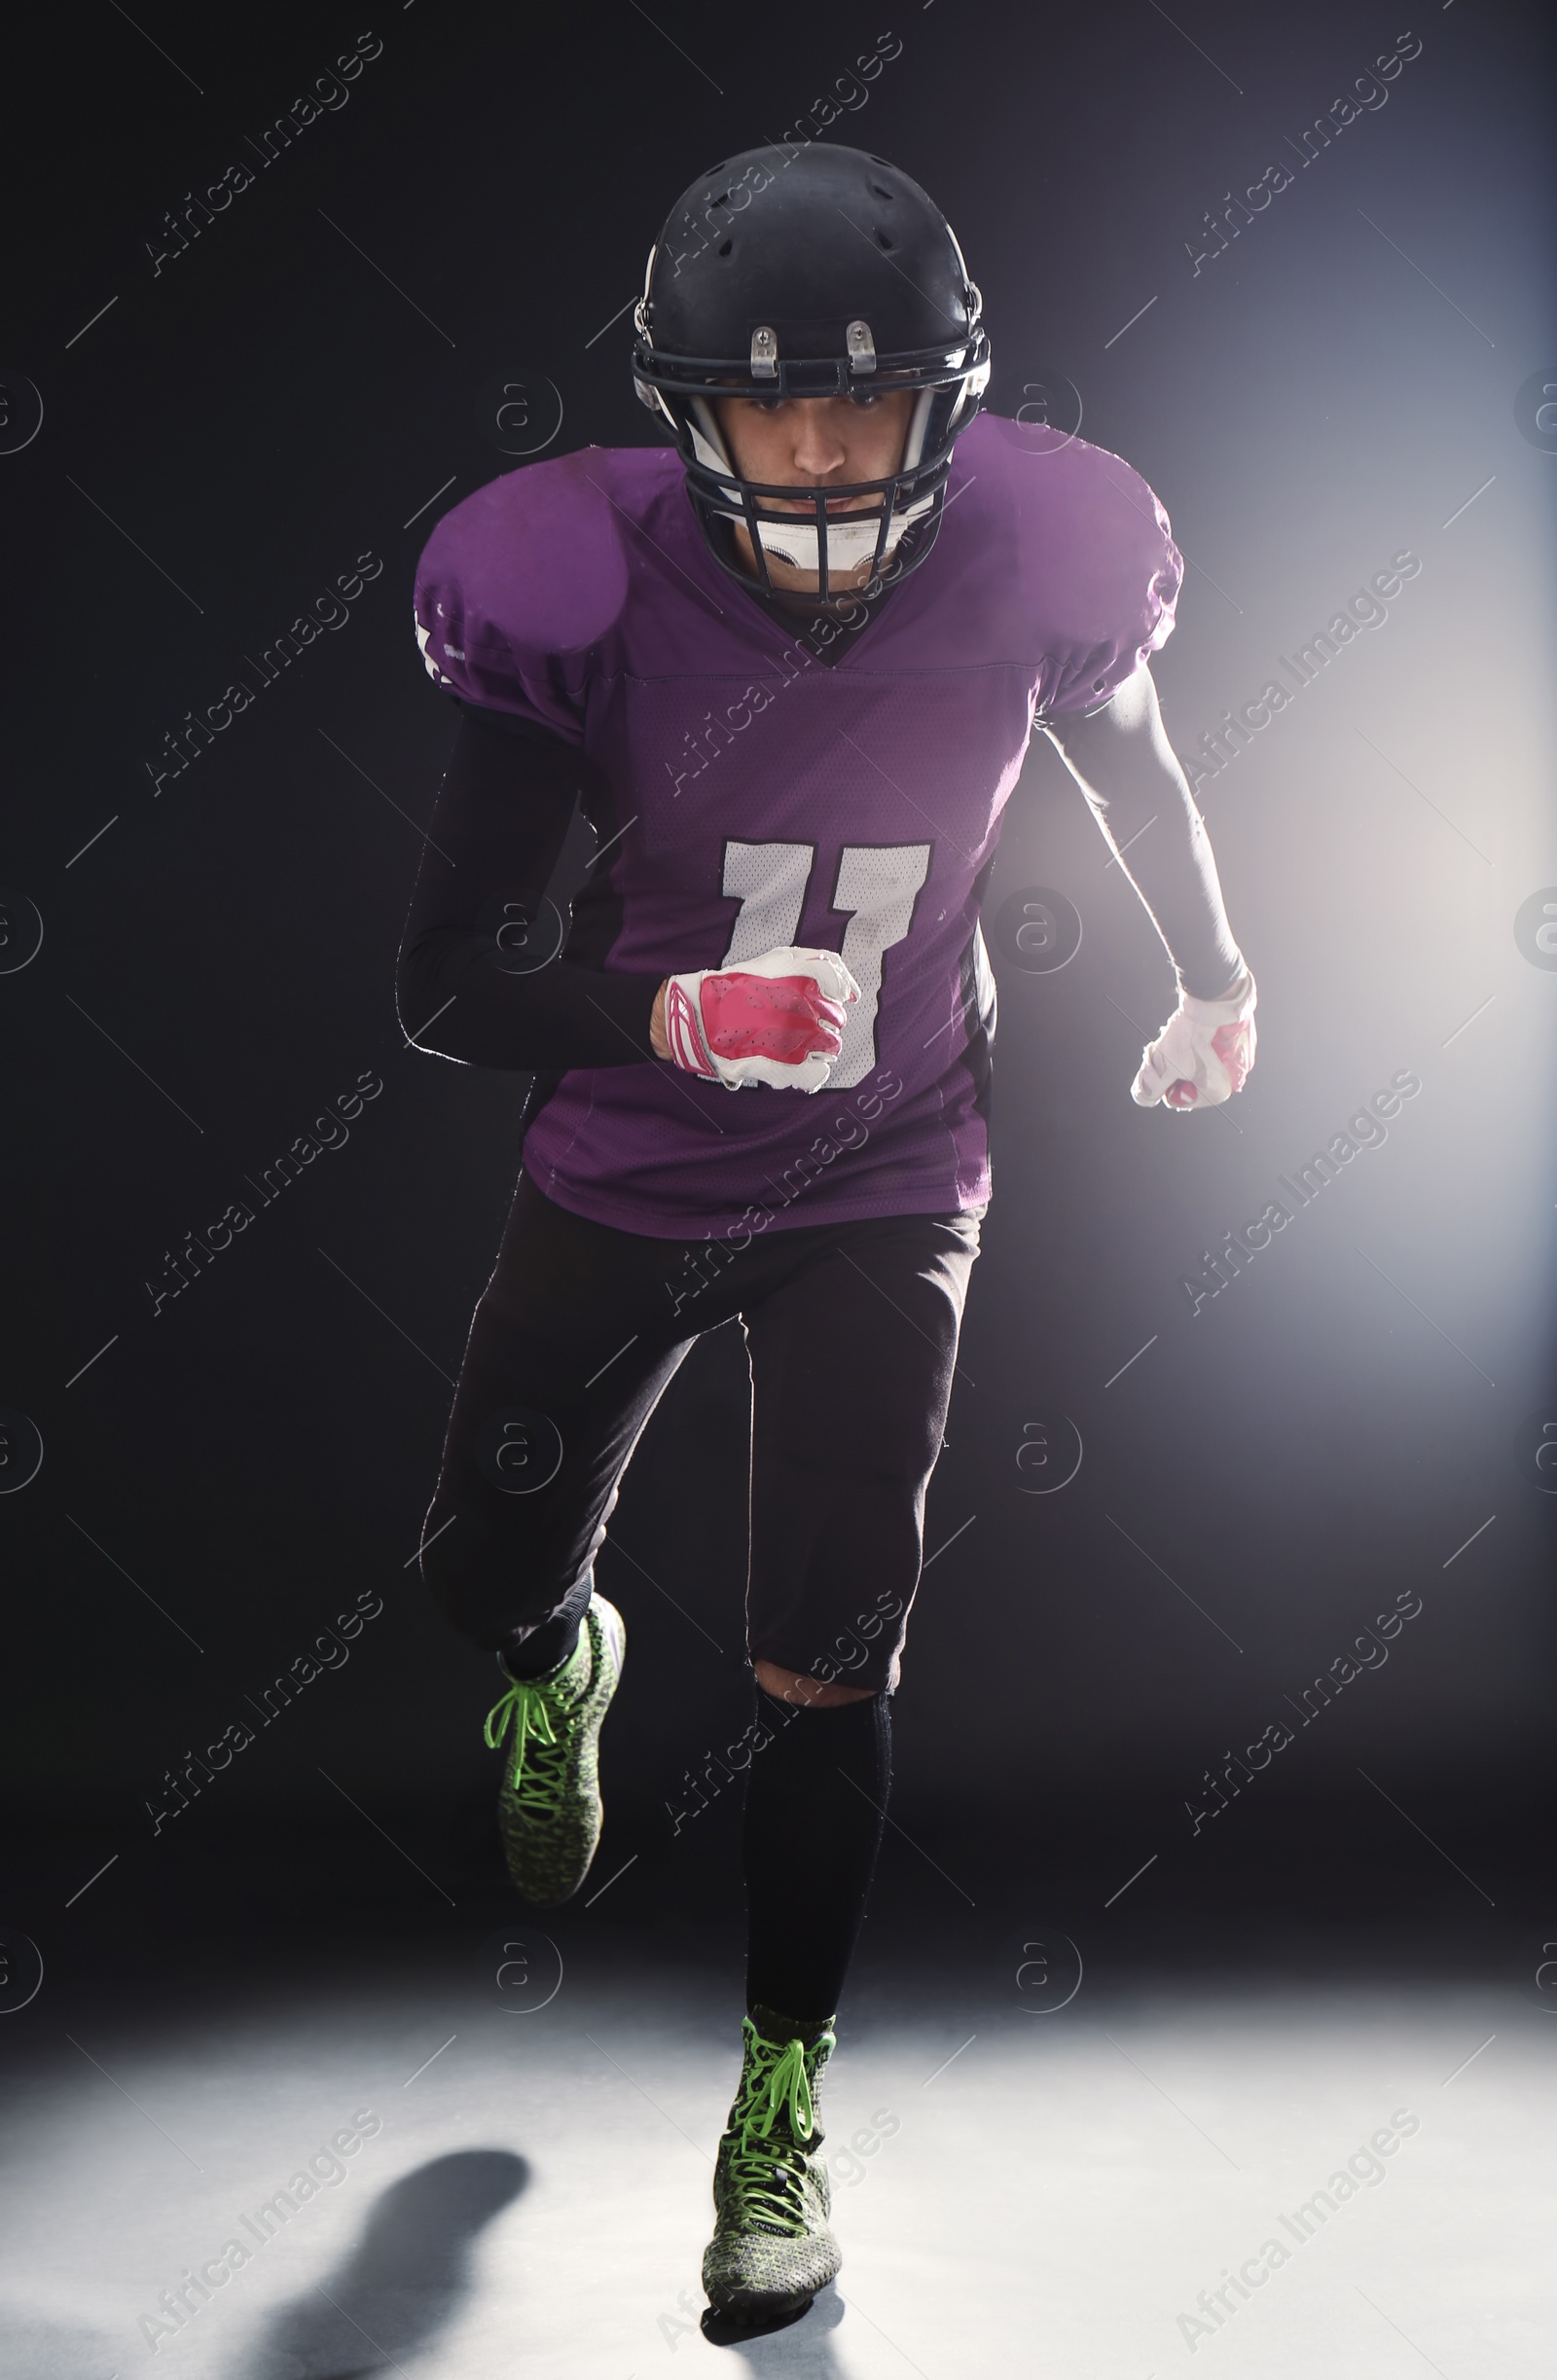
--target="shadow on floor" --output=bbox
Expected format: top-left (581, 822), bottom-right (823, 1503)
top-left (235, 2148), bottom-right (527, 2377)
top-left (703, 2285), bottom-right (849, 2372)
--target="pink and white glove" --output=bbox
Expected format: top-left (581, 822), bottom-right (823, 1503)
top-left (663, 946), bottom-right (860, 1092)
top-left (1133, 968), bottom-right (1257, 1110)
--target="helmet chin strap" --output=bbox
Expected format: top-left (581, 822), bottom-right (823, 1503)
top-left (748, 496), bottom-right (934, 578)
top-left (689, 391), bottom-right (937, 579)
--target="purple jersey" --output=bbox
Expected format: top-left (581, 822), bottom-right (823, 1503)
top-left (413, 415), bottom-right (1182, 1238)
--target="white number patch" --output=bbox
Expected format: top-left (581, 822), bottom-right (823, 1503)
top-left (719, 841), bottom-right (815, 966)
top-left (720, 839), bottom-right (931, 1088)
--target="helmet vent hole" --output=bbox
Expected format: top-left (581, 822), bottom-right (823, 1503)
top-left (717, 238), bottom-right (733, 257)
top-left (875, 230), bottom-right (896, 251)
top-left (869, 182), bottom-right (894, 200)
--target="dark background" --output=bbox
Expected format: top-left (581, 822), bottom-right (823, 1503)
top-left (2, 0), bottom-right (1552, 1982)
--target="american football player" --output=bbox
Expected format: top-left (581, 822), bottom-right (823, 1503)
top-left (400, 141), bottom-right (1253, 2326)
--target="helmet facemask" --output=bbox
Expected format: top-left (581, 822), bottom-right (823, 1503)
top-left (677, 387), bottom-right (945, 599)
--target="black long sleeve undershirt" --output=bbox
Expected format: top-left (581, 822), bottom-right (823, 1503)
top-left (1041, 691), bottom-right (1245, 1000)
top-left (396, 705), bottom-right (661, 1070)
top-left (1075, 767), bottom-right (1244, 1000)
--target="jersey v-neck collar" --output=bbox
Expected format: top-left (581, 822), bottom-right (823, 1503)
top-left (735, 576), bottom-right (899, 668)
top-left (670, 492), bottom-right (908, 671)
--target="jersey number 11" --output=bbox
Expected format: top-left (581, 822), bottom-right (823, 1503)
top-left (720, 839), bottom-right (931, 1090)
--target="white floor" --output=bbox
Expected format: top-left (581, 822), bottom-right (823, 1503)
top-left (2, 1955), bottom-right (1548, 2377)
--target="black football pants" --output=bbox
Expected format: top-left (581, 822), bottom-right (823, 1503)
top-left (418, 1172), bottom-right (978, 1695)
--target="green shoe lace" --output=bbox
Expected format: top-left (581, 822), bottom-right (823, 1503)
top-left (484, 1670), bottom-right (575, 1808)
top-left (723, 2024), bottom-right (834, 2238)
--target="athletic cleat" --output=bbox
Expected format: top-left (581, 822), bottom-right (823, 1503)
top-left (702, 2008), bottom-right (841, 2322)
top-left (483, 1591), bottom-right (625, 1906)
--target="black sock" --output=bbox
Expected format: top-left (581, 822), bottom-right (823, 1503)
top-left (742, 1686), bottom-right (890, 2024)
top-left (499, 1608), bottom-right (582, 1680)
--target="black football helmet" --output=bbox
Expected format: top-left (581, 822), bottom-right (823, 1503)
top-left (633, 143), bottom-right (991, 599)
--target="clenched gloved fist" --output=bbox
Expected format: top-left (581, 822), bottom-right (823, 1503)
top-left (663, 946), bottom-right (861, 1091)
top-left (1133, 967), bottom-right (1257, 1110)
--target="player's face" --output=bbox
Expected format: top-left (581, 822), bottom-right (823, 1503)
top-left (714, 389), bottom-right (917, 595)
